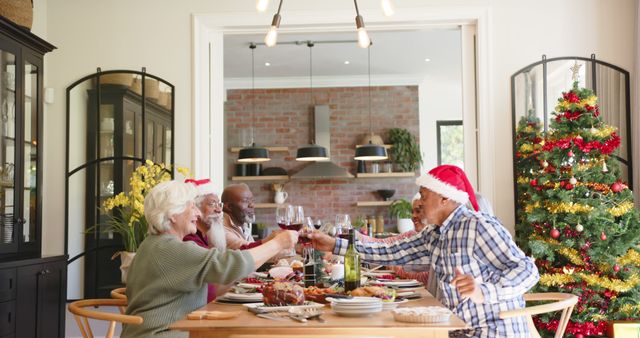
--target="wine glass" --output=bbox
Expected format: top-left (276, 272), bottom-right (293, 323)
top-left (276, 204), bottom-right (295, 257)
top-left (335, 214), bottom-right (351, 240)
top-left (276, 204), bottom-right (291, 230)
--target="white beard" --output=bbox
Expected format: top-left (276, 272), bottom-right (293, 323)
top-left (206, 215), bottom-right (227, 250)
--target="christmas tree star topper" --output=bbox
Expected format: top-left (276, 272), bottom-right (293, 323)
top-left (570, 60), bottom-right (582, 82)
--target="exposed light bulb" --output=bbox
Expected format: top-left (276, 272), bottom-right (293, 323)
top-left (357, 28), bottom-right (371, 48)
top-left (264, 26), bottom-right (278, 47)
top-left (256, 0), bottom-right (269, 12)
top-left (344, 61), bottom-right (350, 65)
top-left (381, 0), bottom-right (395, 16)
top-left (265, 62), bottom-right (271, 66)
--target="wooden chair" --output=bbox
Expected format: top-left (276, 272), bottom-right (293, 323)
top-left (110, 287), bottom-right (128, 313)
top-left (68, 298), bottom-right (143, 338)
top-left (110, 287), bottom-right (127, 300)
top-left (499, 293), bottom-right (578, 338)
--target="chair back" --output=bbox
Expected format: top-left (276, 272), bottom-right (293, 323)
top-left (499, 292), bottom-right (578, 338)
top-left (68, 298), bottom-right (143, 338)
top-left (110, 287), bottom-right (128, 313)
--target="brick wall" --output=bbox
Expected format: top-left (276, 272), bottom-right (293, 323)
top-left (224, 86), bottom-right (419, 231)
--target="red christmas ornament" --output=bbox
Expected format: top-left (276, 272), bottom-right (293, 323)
top-left (575, 334), bottom-right (584, 338)
top-left (613, 265), bottom-right (620, 272)
top-left (611, 182), bottom-right (624, 193)
top-left (565, 183), bottom-right (574, 190)
top-left (551, 228), bottom-right (560, 239)
top-left (568, 150), bottom-right (574, 157)
top-left (530, 179), bottom-right (538, 187)
top-left (600, 232), bottom-right (607, 241)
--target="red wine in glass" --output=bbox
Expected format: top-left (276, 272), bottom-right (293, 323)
top-left (338, 233), bottom-right (350, 240)
top-left (313, 223), bottom-right (322, 230)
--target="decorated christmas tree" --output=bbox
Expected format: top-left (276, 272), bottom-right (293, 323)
top-left (518, 66), bottom-right (640, 337)
top-left (514, 110), bottom-right (544, 249)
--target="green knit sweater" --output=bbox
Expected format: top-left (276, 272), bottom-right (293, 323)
top-left (121, 233), bottom-right (255, 338)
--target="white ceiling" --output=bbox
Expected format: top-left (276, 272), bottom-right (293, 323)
top-left (223, 27), bottom-right (462, 83)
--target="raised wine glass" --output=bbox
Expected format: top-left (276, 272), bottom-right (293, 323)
top-left (276, 204), bottom-right (295, 257)
top-left (335, 214), bottom-right (352, 240)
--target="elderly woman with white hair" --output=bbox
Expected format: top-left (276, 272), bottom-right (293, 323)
top-left (121, 180), bottom-right (297, 338)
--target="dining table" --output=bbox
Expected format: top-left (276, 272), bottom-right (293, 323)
top-left (169, 289), bottom-right (468, 338)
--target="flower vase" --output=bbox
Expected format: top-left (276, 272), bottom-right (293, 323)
top-left (118, 251), bottom-right (136, 283)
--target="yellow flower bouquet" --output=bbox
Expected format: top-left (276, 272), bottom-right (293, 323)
top-left (100, 160), bottom-right (189, 252)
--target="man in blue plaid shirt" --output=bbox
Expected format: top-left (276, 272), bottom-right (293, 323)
top-left (310, 165), bottom-right (539, 337)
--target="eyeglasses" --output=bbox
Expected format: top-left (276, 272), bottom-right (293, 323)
top-left (208, 201), bottom-right (223, 209)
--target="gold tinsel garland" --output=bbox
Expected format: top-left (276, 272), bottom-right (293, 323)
top-left (620, 304), bottom-right (640, 315)
top-left (578, 273), bottom-right (640, 293)
top-left (557, 247), bottom-right (585, 266)
top-left (539, 272), bottom-right (640, 293)
top-left (545, 202), bottom-right (594, 214)
top-left (617, 249), bottom-right (640, 267)
top-left (539, 273), bottom-right (575, 286)
top-left (609, 201), bottom-right (634, 217)
top-left (517, 176), bottom-right (530, 184)
top-left (531, 235), bottom-right (585, 266)
top-left (524, 200), bottom-right (630, 217)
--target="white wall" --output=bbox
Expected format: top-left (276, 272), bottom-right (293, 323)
top-left (38, 0), bottom-right (637, 256)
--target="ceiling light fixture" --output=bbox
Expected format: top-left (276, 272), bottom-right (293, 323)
top-left (424, 58), bottom-right (431, 62)
top-left (238, 43), bottom-right (270, 163)
top-left (297, 41), bottom-right (329, 162)
top-left (355, 44), bottom-right (388, 161)
top-left (381, 0), bottom-right (395, 16)
top-left (344, 61), bottom-right (350, 65)
top-left (264, 0), bottom-right (283, 47)
top-left (256, 0), bottom-right (269, 12)
top-left (265, 62), bottom-right (271, 66)
top-left (353, 0), bottom-right (371, 49)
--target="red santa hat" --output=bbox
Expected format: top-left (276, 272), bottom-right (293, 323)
top-left (415, 165), bottom-right (479, 211)
top-left (184, 178), bottom-right (216, 196)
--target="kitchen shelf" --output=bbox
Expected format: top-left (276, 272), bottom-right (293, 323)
top-left (231, 175), bottom-right (289, 182)
top-left (355, 172), bottom-right (415, 179)
top-left (229, 146), bottom-right (289, 153)
top-left (356, 201), bottom-right (393, 207)
top-left (355, 144), bottom-right (393, 149)
top-left (255, 203), bottom-right (280, 209)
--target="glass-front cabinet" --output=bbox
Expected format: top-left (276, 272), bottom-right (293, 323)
top-left (0, 27), bottom-right (51, 257)
top-left (66, 70), bottom-right (174, 298)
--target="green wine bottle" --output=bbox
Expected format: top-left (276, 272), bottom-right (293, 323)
top-left (344, 228), bottom-right (361, 292)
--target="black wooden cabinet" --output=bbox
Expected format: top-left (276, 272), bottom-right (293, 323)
top-left (0, 255), bottom-right (66, 338)
top-left (0, 15), bottom-right (63, 338)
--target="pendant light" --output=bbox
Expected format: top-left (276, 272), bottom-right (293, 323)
top-left (353, 0), bottom-right (371, 48)
top-left (354, 44), bottom-right (388, 161)
top-left (297, 41), bottom-right (329, 162)
top-left (238, 43), bottom-right (270, 163)
top-left (264, 0), bottom-right (283, 47)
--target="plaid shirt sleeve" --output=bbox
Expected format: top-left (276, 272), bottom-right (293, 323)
top-left (333, 230), bottom-right (433, 266)
top-left (473, 216), bottom-right (540, 304)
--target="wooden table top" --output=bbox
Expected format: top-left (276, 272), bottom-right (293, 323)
top-left (170, 290), bottom-right (468, 338)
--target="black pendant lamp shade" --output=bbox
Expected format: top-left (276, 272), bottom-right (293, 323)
top-left (355, 43), bottom-right (388, 161)
top-left (296, 144), bottom-right (328, 161)
top-left (238, 43), bottom-right (271, 163)
top-left (354, 142), bottom-right (387, 161)
top-left (296, 41), bottom-right (329, 162)
top-left (238, 144), bottom-right (270, 163)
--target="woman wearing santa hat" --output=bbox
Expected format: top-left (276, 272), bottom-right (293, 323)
top-left (309, 165), bottom-right (539, 338)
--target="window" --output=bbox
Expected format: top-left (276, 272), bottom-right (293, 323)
top-left (436, 120), bottom-right (464, 167)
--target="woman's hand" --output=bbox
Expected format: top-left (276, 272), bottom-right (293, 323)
top-left (307, 231), bottom-right (337, 252)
